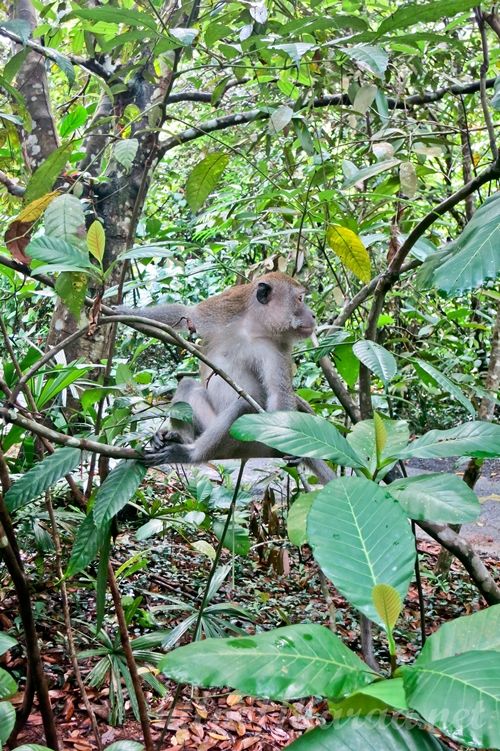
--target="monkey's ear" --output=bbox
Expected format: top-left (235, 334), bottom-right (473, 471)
top-left (256, 282), bottom-right (272, 304)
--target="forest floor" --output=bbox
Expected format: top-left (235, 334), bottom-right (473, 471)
top-left (4, 459), bottom-right (500, 751)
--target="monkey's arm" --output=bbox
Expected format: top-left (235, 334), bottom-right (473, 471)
top-left (114, 302), bottom-right (195, 331)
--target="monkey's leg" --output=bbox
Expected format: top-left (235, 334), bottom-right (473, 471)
top-left (151, 377), bottom-right (217, 451)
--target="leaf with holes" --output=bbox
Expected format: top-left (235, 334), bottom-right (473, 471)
top-left (353, 340), bottom-right (397, 385)
top-left (161, 624), bottom-right (375, 700)
top-left (307, 477), bottom-right (415, 625)
top-left (186, 153), bottom-right (230, 213)
top-left (5, 447), bottom-right (83, 512)
top-left (326, 226), bottom-right (371, 283)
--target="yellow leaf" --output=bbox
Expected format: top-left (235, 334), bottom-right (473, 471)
top-left (87, 220), bottom-right (105, 262)
top-left (326, 225), bottom-right (371, 283)
top-left (17, 191), bottom-right (60, 222)
top-left (373, 411), bottom-right (388, 460)
top-left (372, 584), bottom-right (402, 630)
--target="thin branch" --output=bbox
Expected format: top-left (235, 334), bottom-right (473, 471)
top-left (474, 7), bottom-right (498, 159)
top-left (0, 27), bottom-right (112, 80)
top-left (0, 170), bottom-right (25, 197)
top-left (159, 78), bottom-right (497, 155)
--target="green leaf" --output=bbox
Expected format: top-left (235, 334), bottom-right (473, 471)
top-left (66, 513), bottom-right (111, 577)
top-left (161, 624), bottom-right (375, 700)
top-left (343, 158), bottom-right (400, 189)
top-left (287, 492), bottom-right (317, 546)
top-left (307, 477), bottom-right (415, 625)
top-left (14, 746), bottom-right (61, 751)
top-left (378, 0), bottom-right (478, 34)
top-left (0, 701), bottom-right (16, 743)
top-left (230, 412), bottom-right (365, 468)
top-left (347, 415), bottom-right (410, 480)
top-left (0, 634), bottom-right (17, 656)
top-left (388, 473), bottom-right (480, 523)
top-left (44, 193), bottom-right (86, 240)
top-left (169, 27), bottom-right (199, 46)
top-left (26, 235), bottom-right (92, 271)
top-left (95, 524), bottom-right (112, 631)
top-left (492, 77), bottom-right (500, 110)
top-left (326, 225), bottom-right (371, 283)
top-left (72, 6), bottom-right (158, 30)
top-left (397, 421), bottom-right (500, 460)
top-left (413, 359), bottom-right (475, 416)
top-left (418, 605), bottom-right (500, 663)
top-left (113, 138), bottom-right (139, 172)
top-left (186, 153), bottom-right (229, 213)
top-left (59, 105), bottom-right (88, 138)
top-left (5, 447), bottom-right (82, 512)
top-left (417, 192), bottom-right (500, 296)
top-left (268, 105), bottom-right (294, 134)
top-left (372, 584), bottom-right (402, 630)
top-left (213, 521), bottom-right (250, 557)
top-left (50, 50), bottom-right (75, 87)
top-left (402, 651), bottom-right (500, 748)
top-left (287, 717), bottom-right (446, 750)
top-left (87, 220), bottom-right (105, 262)
top-left (104, 742), bottom-right (145, 751)
top-left (341, 44), bottom-right (389, 79)
top-left (93, 461), bottom-right (147, 527)
top-left (353, 340), bottom-right (397, 385)
top-left (0, 19), bottom-right (32, 44)
top-left (0, 668), bottom-right (17, 699)
top-left (24, 142), bottom-right (74, 204)
top-left (55, 271), bottom-right (88, 319)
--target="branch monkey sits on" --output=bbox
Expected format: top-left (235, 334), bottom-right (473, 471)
top-left (118, 272), bottom-right (315, 466)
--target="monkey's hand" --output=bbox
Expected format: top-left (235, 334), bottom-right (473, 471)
top-left (283, 455), bottom-right (302, 468)
top-left (141, 429), bottom-right (191, 467)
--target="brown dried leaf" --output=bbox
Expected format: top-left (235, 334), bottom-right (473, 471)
top-left (5, 219), bottom-right (33, 264)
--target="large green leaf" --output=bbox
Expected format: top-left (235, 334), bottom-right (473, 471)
top-left (402, 651), bottom-right (500, 748)
top-left (378, 0), bottom-right (478, 34)
top-left (104, 743), bottom-right (145, 751)
top-left (343, 158), bottom-right (400, 189)
top-left (5, 447), bottom-right (83, 512)
top-left (65, 513), bottom-right (111, 577)
top-left (418, 605), bottom-right (500, 663)
top-left (93, 461), bottom-right (147, 527)
top-left (396, 422), bottom-right (500, 460)
top-left (24, 142), bottom-right (74, 204)
top-left (417, 192), bottom-right (500, 296)
top-left (413, 359), bottom-right (475, 416)
top-left (185, 152), bottom-right (229, 213)
top-left (353, 341), bottom-right (397, 385)
top-left (230, 412), bottom-right (365, 468)
top-left (341, 44), bottom-right (388, 78)
top-left (113, 139), bottom-right (139, 172)
top-left (44, 193), bottom-right (86, 240)
top-left (72, 6), bottom-right (158, 29)
top-left (26, 235), bottom-right (93, 273)
top-left (347, 418), bottom-right (409, 478)
top-left (0, 701), bottom-right (16, 743)
top-left (287, 717), bottom-right (445, 749)
top-left (160, 624), bottom-right (375, 701)
top-left (0, 634), bottom-right (17, 657)
top-left (307, 477), bottom-right (415, 625)
top-left (388, 473), bottom-right (480, 523)
top-left (287, 492), bottom-right (317, 546)
top-left (0, 668), bottom-right (16, 699)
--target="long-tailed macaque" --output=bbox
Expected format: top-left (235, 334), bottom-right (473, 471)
top-left (117, 272), bottom-right (315, 466)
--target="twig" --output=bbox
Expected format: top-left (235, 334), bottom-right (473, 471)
top-left (474, 7), bottom-right (498, 159)
top-left (0, 170), bottom-right (25, 197)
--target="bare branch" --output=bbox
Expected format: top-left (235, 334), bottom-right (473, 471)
top-left (0, 27), bottom-right (112, 80)
top-left (0, 170), bottom-right (25, 197)
top-left (474, 7), bottom-right (498, 159)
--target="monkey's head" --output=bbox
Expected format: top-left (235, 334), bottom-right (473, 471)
top-left (252, 272), bottom-right (315, 341)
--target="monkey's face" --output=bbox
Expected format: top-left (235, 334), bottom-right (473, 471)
top-left (255, 275), bottom-right (315, 340)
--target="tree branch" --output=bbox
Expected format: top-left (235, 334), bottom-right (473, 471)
top-left (0, 27), bottom-right (112, 80)
top-left (0, 170), bottom-right (25, 197)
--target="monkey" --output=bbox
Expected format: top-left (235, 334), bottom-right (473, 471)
top-left (116, 272), bottom-right (316, 467)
